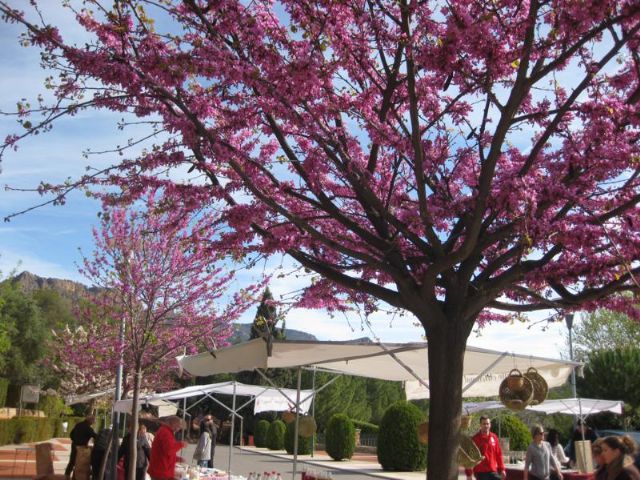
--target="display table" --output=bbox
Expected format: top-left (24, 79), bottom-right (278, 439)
top-left (505, 466), bottom-right (594, 480)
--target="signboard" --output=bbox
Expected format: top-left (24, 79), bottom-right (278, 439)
top-left (20, 385), bottom-right (40, 404)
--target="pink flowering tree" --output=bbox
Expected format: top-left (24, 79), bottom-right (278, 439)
top-left (49, 310), bottom-right (178, 398)
top-left (2, 1), bottom-right (640, 477)
top-left (73, 193), bottom-right (258, 480)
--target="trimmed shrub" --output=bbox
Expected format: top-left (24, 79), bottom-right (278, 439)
top-left (351, 419), bottom-right (379, 434)
top-left (493, 413), bottom-right (532, 450)
top-left (266, 420), bottom-right (286, 450)
top-left (0, 378), bottom-right (8, 407)
top-left (284, 421), bottom-right (314, 455)
top-left (0, 417), bottom-right (63, 446)
top-left (325, 414), bottom-right (355, 461)
top-left (254, 419), bottom-right (270, 448)
top-left (377, 401), bottom-right (427, 471)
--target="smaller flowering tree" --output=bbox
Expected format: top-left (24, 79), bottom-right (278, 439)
top-left (73, 191), bottom-right (260, 480)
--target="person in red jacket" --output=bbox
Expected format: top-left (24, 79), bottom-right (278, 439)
top-left (148, 416), bottom-right (186, 480)
top-left (465, 416), bottom-right (507, 480)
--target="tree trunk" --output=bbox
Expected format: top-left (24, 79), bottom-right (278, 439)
top-left (425, 319), bottom-right (470, 480)
top-left (128, 368), bottom-right (142, 480)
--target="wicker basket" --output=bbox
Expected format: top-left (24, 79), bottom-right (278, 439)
top-left (298, 415), bottom-right (317, 438)
top-left (282, 411), bottom-right (296, 424)
top-left (499, 374), bottom-right (533, 411)
top-left (457, 434), bottom-right (484, 469)
top-left (461, 415), bottom-right (472, 430)
top-left (417, 422), bottom-right (429, 445)
top-left (524, 367), bottom-right (548, 406)
top-left (506, 369), bottom-right (526, 391)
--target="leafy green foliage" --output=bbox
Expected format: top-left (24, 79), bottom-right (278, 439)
top-left (254, 419), bottom-right (270, 448)
top-left (0, 282), bottom-right (48, 384)
top-left (31, 289), bottom-right (75, 331)
top-left (266, 419), bottom-right (286, 450)
top-left (492, 413), bottom-right (531, 450)
top-left (377, 401), bottom-right (427, 471)
top-left (366, 381), bottom-right (405, 425)
top-left (570, 308), bottom-right (640, 362)
top-left (577, 347), bottom-right (640, 429)
top-left (0, 378), bottom-right (8, 407)
top-left (325, 413), bottom-right (355, 461)
top-left (38, 394), bottom-right (72, 418)
top-left (351, 419), bottom-right (379, 434)
top-left (312, 374), bottom-right (371, 432)
top-left (284, 420), bottom-right (314, 455)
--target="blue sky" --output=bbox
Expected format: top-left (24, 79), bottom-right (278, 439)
top-left (0, 2), bottom-right (572, 359)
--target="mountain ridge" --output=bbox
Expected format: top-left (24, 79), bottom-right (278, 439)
top-left (7, 271), bottom-right (320, 344)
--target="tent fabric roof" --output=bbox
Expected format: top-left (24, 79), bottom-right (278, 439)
top-left (66, 389), bottom-right (114, 405)
top-left (113, 381), bottom-right (314, 414)
top-left (177, 339), bottom-right (581, 398)
top-left (463, 398), bottom-right (624, 416)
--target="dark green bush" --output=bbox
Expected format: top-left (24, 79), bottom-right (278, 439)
top-left (493, 413), bottom-right (532, 450)
top-left (284, 421), bottom-right (314, 455)
top-left (0, 378), bottom-right (8, 407)
top-left (325, 414), bottom-right (355, 461)
top-left (254, 419), bottom-right (270, 448)
top-left (377, 401), bottom-right (427, 471)
top-left (351, 419), bottom-right (379, 434)
top-left (266, 420), bottom-right (286, 450)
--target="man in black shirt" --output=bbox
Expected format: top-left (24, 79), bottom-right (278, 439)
top-left (65, 414), bottom-right (97, 478)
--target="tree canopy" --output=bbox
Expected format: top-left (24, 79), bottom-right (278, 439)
top-left (570, 306), bottom-right (640, 361)
top-left (1, 1), bottom-right (640, 477)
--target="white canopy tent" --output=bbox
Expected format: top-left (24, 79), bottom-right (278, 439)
top-left (462, 398), bottom-right (624, 417)
top-left (178, 339), bottom-right (581, 479)
top-left (112, 381), bottom-right (313, 415)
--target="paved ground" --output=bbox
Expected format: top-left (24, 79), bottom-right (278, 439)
top-left (0, 439), bottom-right (469, 480)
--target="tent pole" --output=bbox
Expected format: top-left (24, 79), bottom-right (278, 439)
top-left (228, 382), bottom-right (237, 480)
top-left (181, 397), bottom-right (187, 457)
top-left (292, 367), bottom-right (302, 480)
top-left (311, 367), bottom-right (316, 458)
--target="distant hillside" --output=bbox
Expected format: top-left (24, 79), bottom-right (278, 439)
top-left (229, 322), bottom-right (318, 344)
top-left (9, 271), bottom-right (99, 304)
top-left (7, 271), bottom-right (321, 344)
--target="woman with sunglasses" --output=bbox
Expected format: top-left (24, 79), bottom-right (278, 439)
top-left (524, 425), bottom-right (563, 480)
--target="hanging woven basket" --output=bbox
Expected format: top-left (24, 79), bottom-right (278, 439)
top-left (417, 422), bottom-right (429, 445)
top-left (298, 415), bottom-right (317, 438)
top-left (461, 415), bottom-right (473, 430)
top-left (499, 374), bottom-right (534, 411)
top-left (506, 369), bottom-right (526, 391)
top-left (524, 367), bottom-right (548, 406)
top-left (282, 411), bottom-right (296, 424)
top-left (457, 434), bottom-right (484, 469)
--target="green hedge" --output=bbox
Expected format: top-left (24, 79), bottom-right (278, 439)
top-left (377, 401), bottom-right (427, 471)
top-left (284, 421), bottom-right (314, 455)
top-left (266, 420), bottom-right (286, 450)
top-left (325, 414), bottom-right (355, 461)
top-left (0, 378), bottom-right (8, 408)
top-left (0, 416), bottom-right (84, 446)
top-left (493, 413), bottom-right (531, 451)
top-left (254, 419), bottom-right (270, 448)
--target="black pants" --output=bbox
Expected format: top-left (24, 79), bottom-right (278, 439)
top-left (65, 444), bottom-right (78, 476)
top-left (476, 473), bottom-right (502, 480)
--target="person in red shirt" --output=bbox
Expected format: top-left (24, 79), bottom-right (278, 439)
top-left (465, 416), bottom-right (507, 480)
top-left (148, 416), bottom-right (186, 480)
